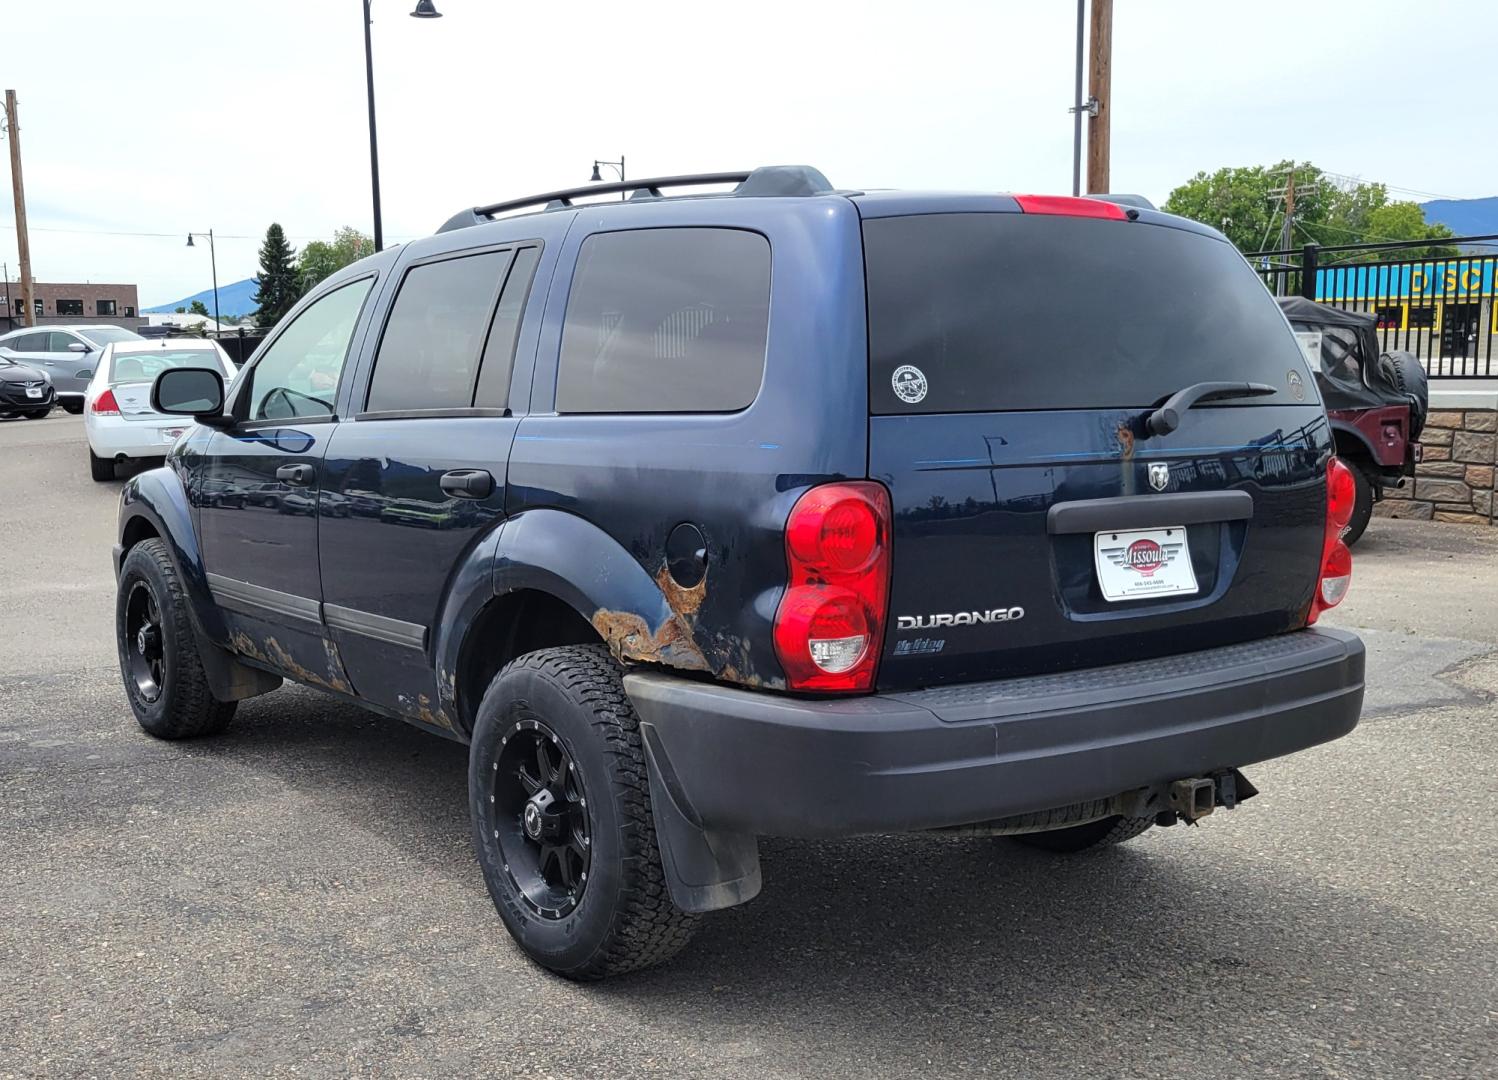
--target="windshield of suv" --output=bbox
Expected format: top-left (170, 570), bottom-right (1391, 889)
top-left (864, 213), bottom-right (1314, 414)
top-left (110, 350), bottom-right (223, 384)
top-left (83, 327), bottom-right (144, 346)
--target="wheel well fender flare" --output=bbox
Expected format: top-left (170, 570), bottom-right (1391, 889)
top-left (433, 509), bottom-right (709, 733)
top-left (116, 468), bottom-right (228, 644)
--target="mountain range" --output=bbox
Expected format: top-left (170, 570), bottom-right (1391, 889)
top-left (1420, 196), bottom-right (1498, 239)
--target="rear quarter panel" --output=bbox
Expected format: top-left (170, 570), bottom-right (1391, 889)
top-left (506, 196), bottom-right (869, 689)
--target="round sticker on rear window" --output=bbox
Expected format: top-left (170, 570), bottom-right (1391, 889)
top-left (891, 365), bottom-right (928, 404)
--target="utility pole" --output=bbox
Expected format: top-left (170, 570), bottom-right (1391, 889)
top-left (1069, 0), bottom-right (1088, 197)
top-left (1085, 0), bottom-right (1113, 194)
top-left (1278, 169), bottom-right (1296, 253)
top-left (4, 90), bottom-right (35, 327)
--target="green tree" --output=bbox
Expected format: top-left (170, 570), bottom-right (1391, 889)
top-left (174, 306), bottom-right (186, 314)
top-left (298, 226), bottom-right (374, 295)
top-left (1163, 161), bottom-right (1457, 262)
top-left (189, 299), bottom-right (210, 317)
top-left (252, 223), bottom-right (301, 329)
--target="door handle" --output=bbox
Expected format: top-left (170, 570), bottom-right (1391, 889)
top-left (439, 469), bottom-right (494, 499)
top-left (276, 463), bottom-right (315, 486)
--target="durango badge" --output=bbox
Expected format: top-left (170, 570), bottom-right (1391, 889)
top-left (891, 365), bottom-right (928, 404)
top-left (897, 607), bottom-right (1024, 630)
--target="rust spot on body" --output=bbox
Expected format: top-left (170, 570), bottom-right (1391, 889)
top-left (654, 563), bottom-right (706, 618)
top-left (1117, 422), bottom-right (1136, 460)
top-left (591, 609), bottom-right (709, 672)
top-left (229, 631), bottom-right (351, 694)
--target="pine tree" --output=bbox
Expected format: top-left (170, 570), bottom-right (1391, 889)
top-left (252, 223), bottom-right (302, 329)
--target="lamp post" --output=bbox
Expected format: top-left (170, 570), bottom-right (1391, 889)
top-left (364, 0), bottom-right (442, 253)
top-left (185, 230), bottom-right (221, 332)
top-left (590, 156), bottom-right (626, 200)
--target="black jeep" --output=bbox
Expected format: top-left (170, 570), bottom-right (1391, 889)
top-left (114, 167), bottom-right (1366, 979)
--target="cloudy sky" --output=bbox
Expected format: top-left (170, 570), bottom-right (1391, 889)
top-left (3, 0), bottom-right (1495, 307)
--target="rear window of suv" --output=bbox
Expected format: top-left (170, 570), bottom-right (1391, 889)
top-left (864, 213), bottom-right (1312, 414)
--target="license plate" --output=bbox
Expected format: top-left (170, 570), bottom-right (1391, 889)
top-left (161, 427), bottom-right (187, 443)
top-left (25, 387), bottom-right (42, 398)
top-left (1094, 526), bottom-right (1199, 602)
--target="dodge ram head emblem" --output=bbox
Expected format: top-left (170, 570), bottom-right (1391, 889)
top-left (1148, 462), bottom-right (1170, 492)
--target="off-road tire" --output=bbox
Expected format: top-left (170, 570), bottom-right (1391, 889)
top-left (89, 450), bottom-right (114, 481)
top-left (469, 644), bottom-right (697, 980)
top-left (116, 538), bottom-right (237, 739)
top-left (1344, 463), bottom-right (1375, 546)
top-left (1012, 814), bottom-right (1155, 853)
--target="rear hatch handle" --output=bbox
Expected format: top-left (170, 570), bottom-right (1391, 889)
top-left (1145, 381), bottom-right (1277, 437)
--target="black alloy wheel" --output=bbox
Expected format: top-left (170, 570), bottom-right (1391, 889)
top-left (487, 717), bottom-right (592, 919)
top-left (124, 579), bottom-right (167, 704)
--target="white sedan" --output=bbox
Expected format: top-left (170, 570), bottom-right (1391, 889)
top-left (84, 339), bottom-right (236, 481)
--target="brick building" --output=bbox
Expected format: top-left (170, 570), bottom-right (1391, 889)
top-left (0, 280), bottom-right (146, 333)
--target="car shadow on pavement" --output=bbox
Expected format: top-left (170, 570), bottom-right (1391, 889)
top-left (193, 685), bottom-right (1487, 1075)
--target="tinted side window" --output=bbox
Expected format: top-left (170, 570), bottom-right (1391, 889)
top-left (473, 246), bottom-right (540, 410)
top-left (10, 333), bottom-right (46, 351)
top-left (556, 228), bottom-right (770, 413)
top-left (365, 250), bottom-right (511, 414)
top-left (245, 277), bottom-right (374, 421)
top-left (48, 332), bottom-right (80, 352)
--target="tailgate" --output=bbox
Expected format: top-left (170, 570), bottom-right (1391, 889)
top-left (870, 407), bottom-right (1329, 688)
top-left (861, 206), bottom-right (1332, 690)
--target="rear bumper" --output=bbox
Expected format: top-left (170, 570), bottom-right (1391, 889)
top-left (87, 417), bottom-right (184, 459)
top-left (625, 628), bottom-right (1364, 839)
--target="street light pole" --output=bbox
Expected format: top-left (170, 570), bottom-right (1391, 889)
top-left (363, 0), bottom-right (383, 253)
top-left (590, 156), bottom-right (626, 200)
top-left (363, 0), bottom-right (442, 254)
top-left (186, 231), bottom-right (221, 331)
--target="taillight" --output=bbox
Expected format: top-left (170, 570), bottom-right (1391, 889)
top-left (774, 481), bottom-right (891, 692)
top-left (92, 389), bottom-right (120, 416)
top-left (1013, 194), bottom-right (1127, 220)
top-left (1307, 457), bottom-right (1355, 624)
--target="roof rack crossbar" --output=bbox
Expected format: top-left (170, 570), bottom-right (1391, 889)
top-left (473, 171), bottom-right (750, 220)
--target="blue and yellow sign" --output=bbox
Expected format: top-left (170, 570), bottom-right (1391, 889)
top-left (1315, 258), bottom-right (1498, 302)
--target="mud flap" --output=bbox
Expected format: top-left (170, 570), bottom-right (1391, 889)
top-left (197, 634), bottom-right (283, 702)
top-left (639, 722), bottom-right (762, 914)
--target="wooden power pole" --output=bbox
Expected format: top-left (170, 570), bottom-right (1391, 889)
top-left (1085, 0), bottom-right (1113, 195)
top-left (5, 90), bottom-right (35, 327)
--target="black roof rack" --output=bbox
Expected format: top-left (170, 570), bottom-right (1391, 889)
top-left (437, 165), bottom-right (835, 234)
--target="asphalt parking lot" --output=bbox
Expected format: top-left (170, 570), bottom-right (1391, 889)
top-left (3, 412), bottom-right (1496, 1079)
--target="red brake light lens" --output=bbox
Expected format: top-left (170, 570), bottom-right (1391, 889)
top-left (1013, 194), bottom-right (1127, 220)
top-left (774, 482), bottom-right (892, 692)
top-left (1308, 457), bottom-right (1355, 624)
top-left (92, 389), bottom-right (120, 416)
top-left (1326, 457), bottom-right (1356, 532)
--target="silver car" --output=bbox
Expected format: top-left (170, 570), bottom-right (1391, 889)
top-left (0, 324), bottom-right (145, 413)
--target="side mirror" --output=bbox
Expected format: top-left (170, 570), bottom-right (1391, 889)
top-left (68, 342), bottom-right (90, 353)
top-left (152, 366), bottom-right (231, 426)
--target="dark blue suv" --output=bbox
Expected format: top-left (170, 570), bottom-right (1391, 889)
top-left (114, 166), bottom-right (1366, 979)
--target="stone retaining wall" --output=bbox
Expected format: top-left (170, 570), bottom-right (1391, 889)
top-left (1377, 405), bottom-right (1496, 525)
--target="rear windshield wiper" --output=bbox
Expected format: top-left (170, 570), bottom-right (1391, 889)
top-left (1145, 381), bottom-right (1278, 437)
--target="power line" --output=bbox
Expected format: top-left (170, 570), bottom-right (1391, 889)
top-left (0, 223), bottom-right (418, 241)
top-left (1316, 169), bottom-right (1466, 203)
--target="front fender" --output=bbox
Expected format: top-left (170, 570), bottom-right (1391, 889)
top-left (117, 464), bottom-right (227, 644)
top-left (494, 508), bottom-right (712, 674)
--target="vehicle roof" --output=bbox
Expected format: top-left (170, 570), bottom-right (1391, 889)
top-left (109, 339), bottom-right (221, 353)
